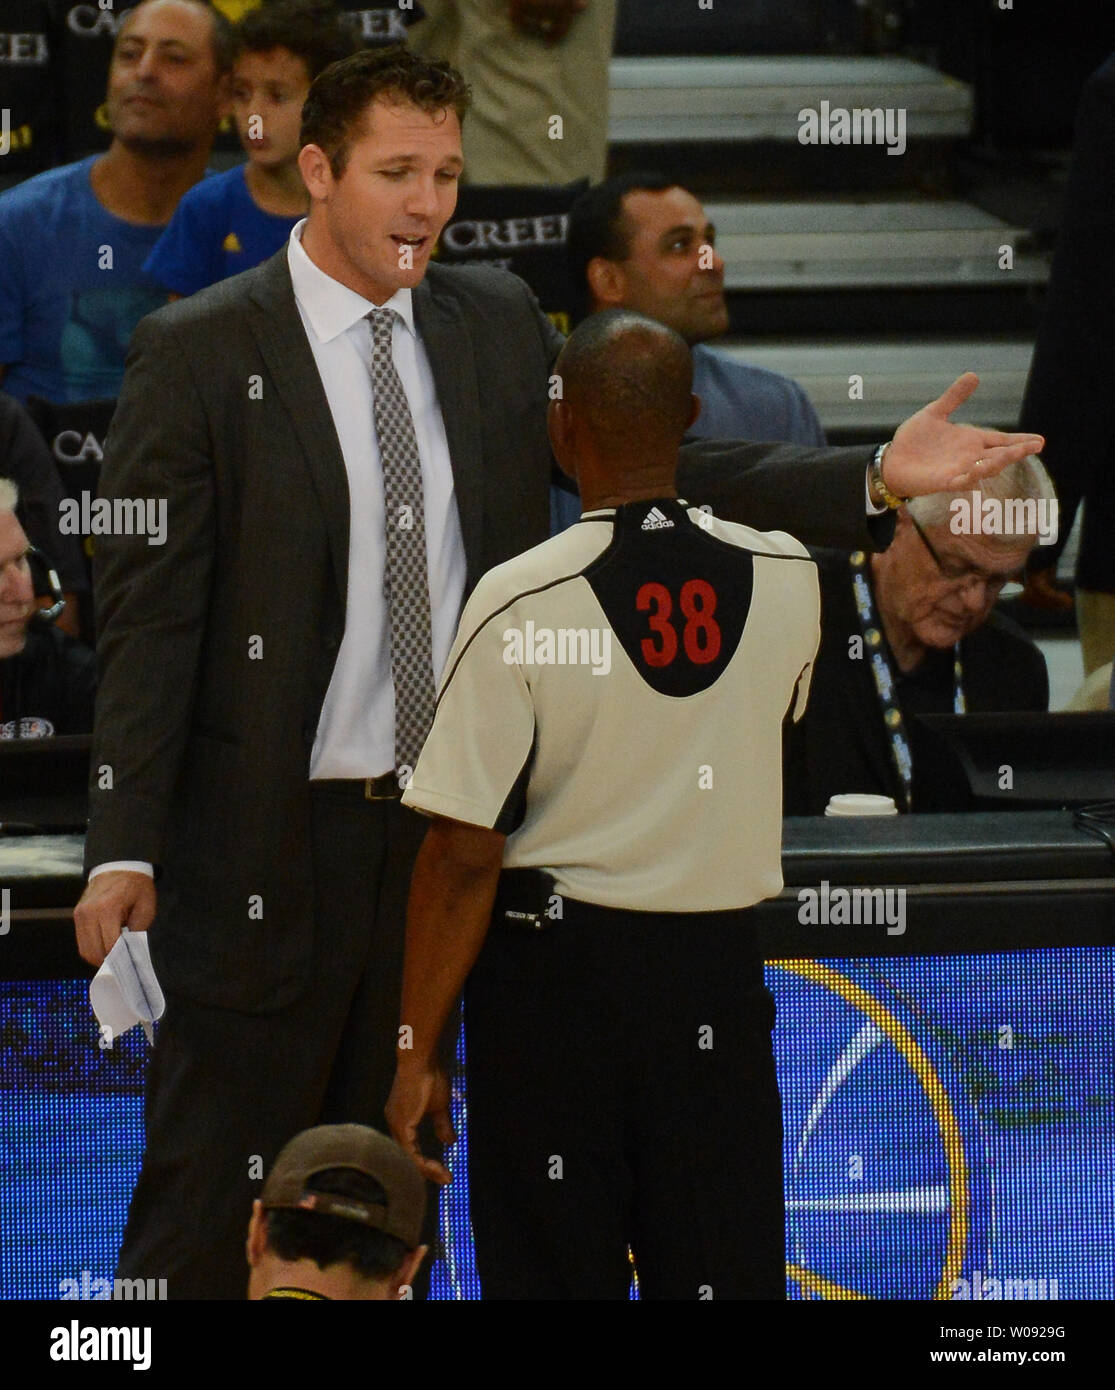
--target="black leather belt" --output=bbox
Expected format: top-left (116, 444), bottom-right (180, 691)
top-left (313, 773), bottom-right (401, 801)
top-left (365, 772), bottom-right (402, 801)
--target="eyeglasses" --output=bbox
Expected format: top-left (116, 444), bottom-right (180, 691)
top-left (909, 516), bottom-right (1024, 596)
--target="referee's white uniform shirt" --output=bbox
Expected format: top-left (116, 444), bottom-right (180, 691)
top-left (402, 497), bottom-right (821, 913)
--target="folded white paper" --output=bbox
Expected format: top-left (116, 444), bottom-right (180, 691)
top-left (89, 929), bottom-right (165, 1046)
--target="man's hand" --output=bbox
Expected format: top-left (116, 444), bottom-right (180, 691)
top-left (74, 871), bottom-right (157, 968)
top-left (509, 0), bottom-right (587, 44)
top-left (385, 1059), bottom-right (455, 1187)
top-left (883, 374), bottom-right (1045, 499)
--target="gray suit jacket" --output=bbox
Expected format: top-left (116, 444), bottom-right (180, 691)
top-left (86, 249), bottom-right (883, 1011)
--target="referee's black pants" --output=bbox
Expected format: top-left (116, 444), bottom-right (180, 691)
top-left (114, 787), bottom-right (442, 1300)
top-left (464, 899), bottom-right (785, 1300)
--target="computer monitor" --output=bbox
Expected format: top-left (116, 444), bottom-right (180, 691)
top-left (0, 735), bottom-right (90, 833)
top-left (910, 711), bottom-right (1115, 812)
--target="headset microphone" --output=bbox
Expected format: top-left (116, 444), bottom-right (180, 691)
top-left (27, 545), bottom-right (67, 624)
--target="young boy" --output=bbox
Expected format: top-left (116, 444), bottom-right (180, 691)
top-left (144, 0), bottom-right (356, 297)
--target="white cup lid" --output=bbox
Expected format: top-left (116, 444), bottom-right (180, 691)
top-left (824, 793), bottom-right (899, 817)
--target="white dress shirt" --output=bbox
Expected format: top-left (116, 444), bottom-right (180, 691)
top-left (91, 220), bottom-right (467, 880)
top-left (286, 219), bottom-right (466, 778)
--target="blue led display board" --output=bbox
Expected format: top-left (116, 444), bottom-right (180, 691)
top-left (2, 947), bottom-right (1111, 1300)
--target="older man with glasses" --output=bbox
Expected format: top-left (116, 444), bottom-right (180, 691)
top-left (783, 455), bottom-right (1055, 815)
top-left (0, 477), bottom-right (96, 740)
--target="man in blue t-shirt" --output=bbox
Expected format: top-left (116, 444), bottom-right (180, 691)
top-left (145, 1), bottom-right (357, 297)
top-left (0, 0), bottom-right (232, 404)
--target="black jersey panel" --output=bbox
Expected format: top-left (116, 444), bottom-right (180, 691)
top-left (582, 498), bottom-right (753, 697)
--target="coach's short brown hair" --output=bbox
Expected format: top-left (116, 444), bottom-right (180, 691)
top-left (300, 45), bottom-right (471, 179)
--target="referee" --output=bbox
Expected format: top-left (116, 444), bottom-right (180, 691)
top-left (385, 309), bottom-right (821, 1300)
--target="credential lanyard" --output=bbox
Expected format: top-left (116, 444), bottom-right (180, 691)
top-left (848, 551), bottom-right (965, 811)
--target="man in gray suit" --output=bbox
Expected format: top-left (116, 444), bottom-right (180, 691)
top-left (72, 45), bottom-right (1043, 1298)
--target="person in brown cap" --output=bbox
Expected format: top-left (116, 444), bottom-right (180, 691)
top-left (246, 1124), bottom-right (427, 1301)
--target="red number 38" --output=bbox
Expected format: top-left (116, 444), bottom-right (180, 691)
top-left (636, 579), bottom-right (722, 666)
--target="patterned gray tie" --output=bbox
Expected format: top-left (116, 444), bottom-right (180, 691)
top-left (366, 307), bottom-right (436, 776)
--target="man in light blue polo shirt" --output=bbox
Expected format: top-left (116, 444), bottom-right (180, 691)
top-left (556, 171), bottom-right (825, 531)
top-left (569, 172), bottom-right (824, 442)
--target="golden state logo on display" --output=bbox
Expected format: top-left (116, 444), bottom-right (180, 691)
top-left (772, 959), bottom-right (992, 1300)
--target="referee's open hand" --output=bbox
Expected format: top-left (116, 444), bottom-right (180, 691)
top-left (74, 870), bottom-right (157, 968)
top-left (386, 1059), bottom-right (455, 1186)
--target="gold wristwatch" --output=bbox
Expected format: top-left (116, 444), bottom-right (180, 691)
top-left (869, 442), bottom-right (906, 510)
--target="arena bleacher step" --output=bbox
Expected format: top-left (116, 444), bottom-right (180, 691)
top-left (717, 337), bottom-right (1034, 436)
top-left (608, 56), bottom-right (973, 145)
top-left (707, 199), bottom-right (1047, 291)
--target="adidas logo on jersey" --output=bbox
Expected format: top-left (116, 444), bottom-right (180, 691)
top-left (641, 506), bottom-right (674, 531)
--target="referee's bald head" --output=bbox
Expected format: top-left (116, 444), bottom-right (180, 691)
top-left (553, 309), bottom-right (696, 462)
